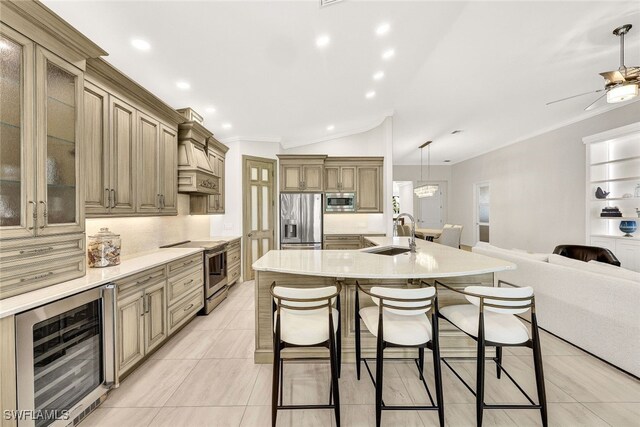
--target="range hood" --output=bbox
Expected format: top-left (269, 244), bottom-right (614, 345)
top-left (177, 108), bottom-right (220, 196)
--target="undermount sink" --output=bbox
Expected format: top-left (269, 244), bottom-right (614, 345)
top-left (365, 247), bottom-right (411, 256)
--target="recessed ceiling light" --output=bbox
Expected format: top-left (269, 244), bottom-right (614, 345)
top-left (443, 160), bottom-right (451, 163)
top-left (176, 81), bottom-right (190, 90)
top-left (222, 123), bottom-right (232, 130)
top-left (373, 71), bottom-right (385, 81)
top-left (316, 34), bottom-right (330, 48)
top-left (376, 23), bottom-right (390, 36)
top-left (365, 91), bottom-right (376, 99)
top-left (451, 130), bottom-right (463, 134)
top-left (205, 106), bottom-right (216, 114)
top-left (382, 49), bottom-right (395, 60)
top-left (327, 125), bottom-right (335, 131)
top-left (131, 38), bottom-right (151, 51)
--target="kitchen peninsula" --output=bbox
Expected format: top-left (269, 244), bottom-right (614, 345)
top-left (252, 237), bottom-right (515, 363)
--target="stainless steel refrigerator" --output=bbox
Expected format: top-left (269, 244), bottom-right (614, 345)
top-left (280, 193), bottom-right (323, 249)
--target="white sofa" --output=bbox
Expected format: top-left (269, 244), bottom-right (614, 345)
top-left (472, 242), bottom-right (640, 377)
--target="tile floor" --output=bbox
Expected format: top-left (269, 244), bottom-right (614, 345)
top-left (82, 280), bottom-right (640, 427)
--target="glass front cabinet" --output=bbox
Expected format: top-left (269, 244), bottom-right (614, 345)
top-left (0, 22), bottom-right (86, 299)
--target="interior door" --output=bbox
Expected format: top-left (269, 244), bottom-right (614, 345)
top-left (417, 185), bottom-right (442, 229)
top-left (475, 182), bottom-right (490, 243)
top-left (244, 156), bottom-right (276, 281)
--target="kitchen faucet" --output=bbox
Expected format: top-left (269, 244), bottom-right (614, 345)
top-left (394, 213), bottom-right (417, 253)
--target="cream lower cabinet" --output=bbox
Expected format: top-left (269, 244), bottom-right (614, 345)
top-left (116, 268), bottom-right (168, 377)
top-left (116, 288), bottom-right (145, 375)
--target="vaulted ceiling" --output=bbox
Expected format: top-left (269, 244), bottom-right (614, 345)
top-left (44, 1), bottom-right (639, 164)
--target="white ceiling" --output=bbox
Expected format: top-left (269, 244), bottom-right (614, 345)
top-left (43, 1), bottom-right (640, 164)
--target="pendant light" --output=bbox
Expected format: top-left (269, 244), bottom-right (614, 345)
top-left (413, 141), bottom-right (439, 198)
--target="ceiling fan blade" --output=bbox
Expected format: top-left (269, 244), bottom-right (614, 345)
top-left (584, 92), bottom-right (608, 111)
top-left (599, 70), bottom-right (626, 84)
top-left (546, 89), bottom-right (604, 105)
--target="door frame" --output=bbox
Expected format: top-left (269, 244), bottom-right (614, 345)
top-left (473, 181), bottom-right (491, 245)
top-left (242, 155), bottom-right (277, 281)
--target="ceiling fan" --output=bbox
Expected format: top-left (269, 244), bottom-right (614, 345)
top-left (547, 24), bottom-right (639, 110)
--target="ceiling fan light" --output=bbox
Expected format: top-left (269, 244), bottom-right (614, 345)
top-left (607, 83), bottom-right (638, 103)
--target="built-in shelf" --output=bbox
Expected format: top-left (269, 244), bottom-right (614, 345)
top-left (591, 234), bottom-right (640, 241)
top-left (590, 176), bottom-right (640, 184)
top-left (591, 197), bottom-right (640, 201)
top-left (598, 216), bottom-right (639, 221)
top-left (590, 156), bottom-right (640, 166)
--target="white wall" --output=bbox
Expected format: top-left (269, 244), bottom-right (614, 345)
top-left (86, 194), bottom-right (211, 258)
top-left (449, 101), bottom-right (640, 252)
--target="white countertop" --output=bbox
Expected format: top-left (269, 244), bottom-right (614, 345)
top-left (209, 236), bottom-right (241, 242)
top-left (0, 247), bottom-right (203, 318)
top-left (252, 236), bottom-right (515, 279)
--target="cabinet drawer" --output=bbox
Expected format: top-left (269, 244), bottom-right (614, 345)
top-left (227, 246), bottom-right (241, 266)
top-left (228, 262), bottom-right (241, 284)
top-left (116, 266), bottom-right (166, 295)
top-left (0, 253), bottom-right (85, 300)
top-left (0, 233), bottom-right (85, 266)
top-left (324, 235), bottom-right (361, 241)
top-left (324, 242), bottom-right (362, 250)
top-left (169, 287), bottom-right (203, 335)
top-left (168, 266), bottom-right (203, 305)
top-left (167, 254), bottom-right (202, 277)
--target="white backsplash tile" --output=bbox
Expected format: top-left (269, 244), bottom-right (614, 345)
top-left (323, 213), bottom-right (386, 235)
top-left (86, 195), bottom-right (212, 258)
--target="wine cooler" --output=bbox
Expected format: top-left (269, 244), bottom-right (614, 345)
top-left (16, 285), bottom-right (116, 427)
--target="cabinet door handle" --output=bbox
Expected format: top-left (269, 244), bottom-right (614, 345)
top-left (146, 295), bottom-right (151, 313)
top-left (20, 271), bottom-right (53, 282)
top-left (182, 260), bottom-right (195, 268)
top-left (20, 246), bottom-right (54, 255)
top-left (140, 298), bottom-right (145, 317)
top-left (28, 201), bottom-right (36, 230)
top-left (162, 195), bottom-right (165, 209)
top-left (136, 275), bottom-right (156, 285)
top-left (183, 303), bottom-right (194, 312)
top-left (38, 201), bottom-right (47, 229)
top-left (157, 194), bottom-right (161, 209)
top-left (184, 279), bottom-right (194, 287)
top-left (111, 189), bottom-right (116, 208)
top-left (105, 188), bottom-right (111, 209)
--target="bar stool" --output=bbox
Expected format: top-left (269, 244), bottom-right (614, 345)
top-left (436, 280), bottom-right (547, 427)
top-left (270, 282), bottom-right (342, 427)
top-left (354, 282), bottom-right (445, 427)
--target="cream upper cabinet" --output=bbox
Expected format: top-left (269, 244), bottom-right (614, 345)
top-left (206, 141), bottom-right (227, 214)
top-left (136, 112), bottom-right (160, 213)
top-left (277, 155), bottom-right (327, 192)
top-left (35, 46), bottom-right (84, 235)
top-left (302, 165), bottom-right (323, 192)
top-left (356, 165), bottom-right (382, 213)
top-left (83, 81), bottom-right (110, 215)
top-left (159, 124), bottom-right (178, 214)
top-left (109, 96), bottom-right (137, 214)
top-left (324, 164), bottom-right (356, 192)
top-left (0, 25), bottom-right (35, 239)
top-left (84, 58), bottom-right (183, 217)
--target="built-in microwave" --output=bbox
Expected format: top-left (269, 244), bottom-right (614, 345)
top-left (325, 193), bottom-right (356, 212)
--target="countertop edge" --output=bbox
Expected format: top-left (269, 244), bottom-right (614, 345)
top-left (0, 247), bottom-right (203, 319)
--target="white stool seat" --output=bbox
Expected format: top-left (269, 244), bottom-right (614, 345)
top-left (439, 304), bottom-right (530, 344)
top-left (275, 308), bottom-right (339, 346)
top-left (359, 306), bottom-right (432, 346)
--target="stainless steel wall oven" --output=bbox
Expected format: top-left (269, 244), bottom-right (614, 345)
top-left (15, 285), bottom-right (116, 427)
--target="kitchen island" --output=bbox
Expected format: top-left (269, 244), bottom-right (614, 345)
top-left (252, 237), bottom-right (515, 363)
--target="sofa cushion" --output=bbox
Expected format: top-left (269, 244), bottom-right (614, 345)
top-left (588, 260), bottom-right (640, 283)
top-left (474, 243), bottom-right (548, 262)
top-left (511, 249), bottom-right (549, 262)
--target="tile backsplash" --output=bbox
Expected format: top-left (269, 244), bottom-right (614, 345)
top-left (85, 195), bottom-right (212, 258)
